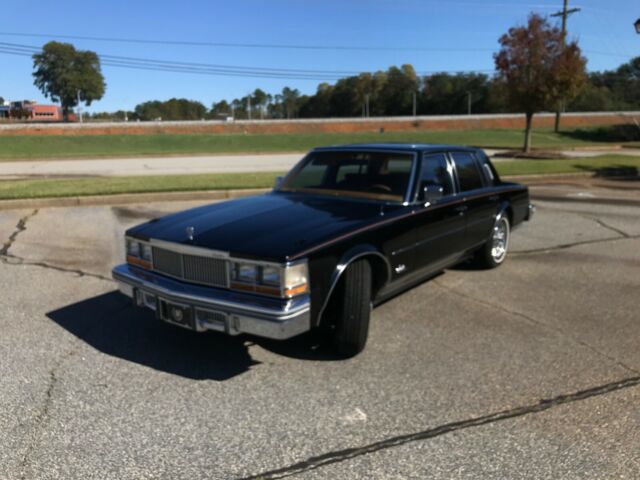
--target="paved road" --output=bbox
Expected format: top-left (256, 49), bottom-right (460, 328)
top-left (1, 183), bottom-right (639, 479)
top-left (0, 153), bottom-right (304, 180)
top-left (2, 148), bottom-right (640, 180)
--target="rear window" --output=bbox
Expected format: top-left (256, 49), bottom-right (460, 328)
top-left (280, 151), bottom-right (415, 202)
top-left (451, 152), bottom-right (484, 192)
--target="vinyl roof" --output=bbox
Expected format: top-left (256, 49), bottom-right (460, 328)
top-left (312, 143), bottom-right (480, 153)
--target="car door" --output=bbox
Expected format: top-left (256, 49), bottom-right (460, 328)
top-left (409, 152), bottom-right (467, 273)
top-left (449, 151), bottom-right (499, 252)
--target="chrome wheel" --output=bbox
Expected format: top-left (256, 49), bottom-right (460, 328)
top-left (490, 217), bottom-right (509, 263)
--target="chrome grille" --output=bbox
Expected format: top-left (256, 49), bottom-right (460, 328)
top-left (152, 247), bottom-right (228, 288)
top-left (183, 254), bottom-right (227, 286)
top-left (152, 247), bottom-right (182, 278)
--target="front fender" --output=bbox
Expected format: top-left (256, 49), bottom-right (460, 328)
top-left (316, 244), bottom-right (391, 326)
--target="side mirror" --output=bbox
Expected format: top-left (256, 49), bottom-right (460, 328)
top-left (420, 183), bottom-right (444, 205)
top-left (274, 176), bottom-right (284, 189)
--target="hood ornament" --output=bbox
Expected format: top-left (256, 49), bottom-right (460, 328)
top-left (186, 226), bottom-right (195, 241)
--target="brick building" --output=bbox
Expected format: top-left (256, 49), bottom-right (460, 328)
top-left (6, 100), bottom-right (65, 121)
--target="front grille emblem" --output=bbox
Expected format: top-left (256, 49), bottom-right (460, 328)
top-left (186, 226), bottom-right (195, 241)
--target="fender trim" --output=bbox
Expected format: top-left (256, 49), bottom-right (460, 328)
top-left (316, 245), bottom-right (391, 326)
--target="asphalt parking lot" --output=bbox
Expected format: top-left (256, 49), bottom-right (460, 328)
top-left (1, 182), bottom-right (639, 479)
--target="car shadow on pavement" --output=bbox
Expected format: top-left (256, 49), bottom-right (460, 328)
top-left (46, 291), bottom-right (260, 381)
top-left (255, 331), bottom-right (346, 361)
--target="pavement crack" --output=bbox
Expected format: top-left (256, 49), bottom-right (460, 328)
top-left (0, 209), bottom-right (38, 256)
top-left (240, 376), bottom-right (640, 480)
top-left (432, 281), bottom-right (639, 375)
top-left (511, 234), bottom-right (640, 256)
top-left (589, 217), bottom-right (631, 238)
top-left (18, 349), bottom-right (76, 480)
top-left (0, 253), bottom-right (113, 282)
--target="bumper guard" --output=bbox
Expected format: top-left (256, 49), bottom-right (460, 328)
top-left (112, 264), bottom-right (311, 340)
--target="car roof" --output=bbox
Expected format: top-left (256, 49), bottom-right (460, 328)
top-left (312, 143), bottom-right (480, 154)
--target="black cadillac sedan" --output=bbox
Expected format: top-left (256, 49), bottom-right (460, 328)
top-left (113, 144), bottom-right (534, 356)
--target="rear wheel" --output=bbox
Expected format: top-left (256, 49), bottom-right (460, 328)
top-left (332, 259), bottom-right (372, 357)
top-left (474, 214), bottom-right (510, 269)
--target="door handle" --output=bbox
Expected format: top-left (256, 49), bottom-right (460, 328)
top-left (454, 205), bottom-right (468, 215)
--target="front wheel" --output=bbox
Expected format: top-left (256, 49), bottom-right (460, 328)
top-left (332, 259), bottom-right (372, 357)
top-left (474, 214), bottom-right (510, 269)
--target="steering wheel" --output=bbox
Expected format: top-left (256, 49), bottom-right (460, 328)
top-left (368, 184), bottom-right (392, 193)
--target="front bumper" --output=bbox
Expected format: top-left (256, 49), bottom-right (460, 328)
top-left (112, 264), bottom-right (311, 340)
top-left (526, 203), bottom-right (536, 221)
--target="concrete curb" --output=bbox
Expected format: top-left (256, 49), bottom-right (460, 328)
top-left (530, 194), bottom-right (640, 207)
top-left (502, 172), bottom-right (594, 182)
top-left (0, 188), bottom-right (270, 210)
top-left (0, 171), bottom-right (633, 210)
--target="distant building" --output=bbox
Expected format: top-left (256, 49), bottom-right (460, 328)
top-left (0, 105), bottom-right (10, 119)
top-left (5, 100), bottom-right (66, 122)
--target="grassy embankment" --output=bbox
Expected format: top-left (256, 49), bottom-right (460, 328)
top-left (0, 126), bottom-right (636, 160)
top-left (1, 155), bottom-right (638, 201)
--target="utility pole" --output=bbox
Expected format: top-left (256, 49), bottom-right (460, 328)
top-left (412, 91), bottom-right (417, 117)
top-left (76, 90), bottom-right (83, 123)
top-left (365, 94), bottom-right (370, 118)
top-left (247, 95), bottom-right (252, 120)
top-left (467, 91), bottom-right (472, 115)
top-left (551, 0), bottom-right (580, 132)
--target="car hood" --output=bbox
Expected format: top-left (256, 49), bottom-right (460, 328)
top-left (127, 192), bottom-right (396, 261)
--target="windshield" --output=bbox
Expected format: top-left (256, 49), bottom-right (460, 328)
top-left (279, 151), bottom-right (415, 202)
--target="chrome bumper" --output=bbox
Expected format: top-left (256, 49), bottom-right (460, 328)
top-left (112, 264), bottom-right (311, 340)
top-left (527, 203), bottom-right (536, 221)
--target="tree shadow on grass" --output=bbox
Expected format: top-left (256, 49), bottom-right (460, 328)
top-left (574, 164), bottom-right (640, 181)
top-left (558, 125), bottom-right (640, 144)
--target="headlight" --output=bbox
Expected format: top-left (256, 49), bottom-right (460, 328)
top-left (261, 266), bottom-right (281, 286)
top-left (283, 262), bottom-right (309, 297)
top-left (229, 260), bottom-right (308, 298)
top-left (233, 263), bottom-right (258, 283)
top-left (126, 239), bottom-right (140, 257)
top-left (141, 244), bottom-right (152, 262)
top-left (125, 237), bottom-right (151, 269)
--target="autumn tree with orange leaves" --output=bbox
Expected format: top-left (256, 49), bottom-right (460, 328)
top-left (495, 14), bottom-right (587, 152)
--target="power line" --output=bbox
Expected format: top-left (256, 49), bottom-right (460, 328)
top-left (0, 38), bottom-right (630, 84)
top-left (0, 31), bottom-right (498, 53)
top-left (0, 41), bottom-right (352, 77)
top-left (0, 41), bottom-right (496, 80)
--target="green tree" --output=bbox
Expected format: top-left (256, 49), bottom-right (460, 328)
top-left (494, 14), bottom-right (586, 152)
top-left (278, 87), bottom-right (301, 119)
top-left (250, 89), bottom-right (269, 119)
top-left (421, 73), bottom-right (493, 115)
top-left (379, 65), bottom-right (419, 116)
top-left (210, 100), bottom-right (231, 118)
top-left (134, 98), bottom-right (206, 121)
top-left (32, 41), bottom-right (106, 120)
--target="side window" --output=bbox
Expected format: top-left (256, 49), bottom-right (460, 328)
top-left (475, 152), bottom-right (496, 185)
top-left (451, 152), bottom-right (484, 192)
top-left (420, 153), bottom-right (454, 195)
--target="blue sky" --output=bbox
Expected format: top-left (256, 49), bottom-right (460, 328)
top-left (1, 0), bottom-right (638, 112)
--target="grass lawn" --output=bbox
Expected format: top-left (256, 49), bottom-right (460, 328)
top-left (495, 155), bottom-right (640, 176)
top-left (0, 155), bottom-right (638, 201)
top-left (0, 127), bottom-right (634, 160)
top-left (0, 172), bottom-right (282, 200)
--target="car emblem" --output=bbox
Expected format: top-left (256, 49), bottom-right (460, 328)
top-left (186, 226), bottom-right (195, 241)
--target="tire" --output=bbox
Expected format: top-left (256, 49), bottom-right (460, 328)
top-left (474, 213), bottom-right (510, 269)
top-left (332, 259), bottom-right (372, 357)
